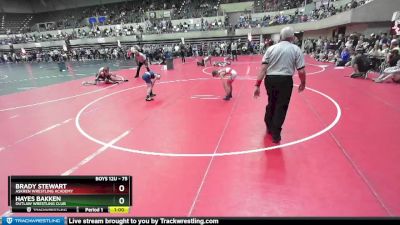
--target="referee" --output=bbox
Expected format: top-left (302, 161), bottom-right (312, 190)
top-left (254, 27), bottom-right (306, 143)
top-left (132, 47), bottom-right (150, 78)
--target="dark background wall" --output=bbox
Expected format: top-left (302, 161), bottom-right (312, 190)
top-left (0, 0), bottom-right (129, 13)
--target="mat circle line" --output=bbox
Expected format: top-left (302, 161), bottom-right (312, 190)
top-left (75, 77), bottom-right (342, 157)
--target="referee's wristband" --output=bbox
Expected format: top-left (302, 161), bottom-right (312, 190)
top-left (255, 80), bottom-right (262, 87)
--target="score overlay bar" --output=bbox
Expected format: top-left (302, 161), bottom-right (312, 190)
top-left (8, 176), bottom-right (132, 213)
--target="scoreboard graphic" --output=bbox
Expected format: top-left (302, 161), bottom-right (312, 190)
top-left (8, 176), bottom-right (132, 213)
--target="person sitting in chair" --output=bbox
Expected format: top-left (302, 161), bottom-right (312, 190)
top-left (374, 49), bottom-right (400, 83)
top-left (350, 50), bottom-right (371, 78)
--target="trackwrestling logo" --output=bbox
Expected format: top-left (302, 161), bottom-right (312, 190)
top-left (2, 217), bottom-right (65, 225)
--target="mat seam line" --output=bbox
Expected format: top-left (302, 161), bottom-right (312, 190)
top-left (188, 81), bottom-right (244, 216)
top-left (300, 92), bottom-right (393, 216)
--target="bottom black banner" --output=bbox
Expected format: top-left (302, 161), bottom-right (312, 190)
top-left (12, 207), bottom-right (109, 213)
top-left (1, 217), bottom-right (399, 225)
top-left (66, 217), bottom-right (400, 225)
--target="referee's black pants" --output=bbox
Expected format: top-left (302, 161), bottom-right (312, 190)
top-left (180, 51), bottom-right (186, 63)
top-left (264, 75), bottom-right (293, 139)
top-left (232, 50), bottom-right (237, 61)
top-left (135, 62), bottom-right (150, 78)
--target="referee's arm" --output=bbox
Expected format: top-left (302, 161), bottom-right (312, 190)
top-left (296, 48), bottom-right (306, 92)
top-left (254, 52), bottom-right (269, 98)
top-left (297, 67), bottom-right (306, 92)
top-left (257, 64), bottom-right (268, 81)
top-left (253, 64), bottom-right (268, 98)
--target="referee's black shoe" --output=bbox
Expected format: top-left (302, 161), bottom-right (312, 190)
top-left (272, 134), bottom-right (281, 143)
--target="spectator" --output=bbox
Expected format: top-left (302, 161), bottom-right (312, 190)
top-left (336, 47), bottom-right (351, 66)
top-left (374, 49), bottom-right (400, 83)
top-left (350, 50), bottom-right (370, 78)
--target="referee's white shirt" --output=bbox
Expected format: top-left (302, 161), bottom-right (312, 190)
top-left (231, 43), bottom-right (237, 51)
top-left (135, 52), bottom-right (147, 63)
top-left (262, 41), bottom-right (305, 76)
